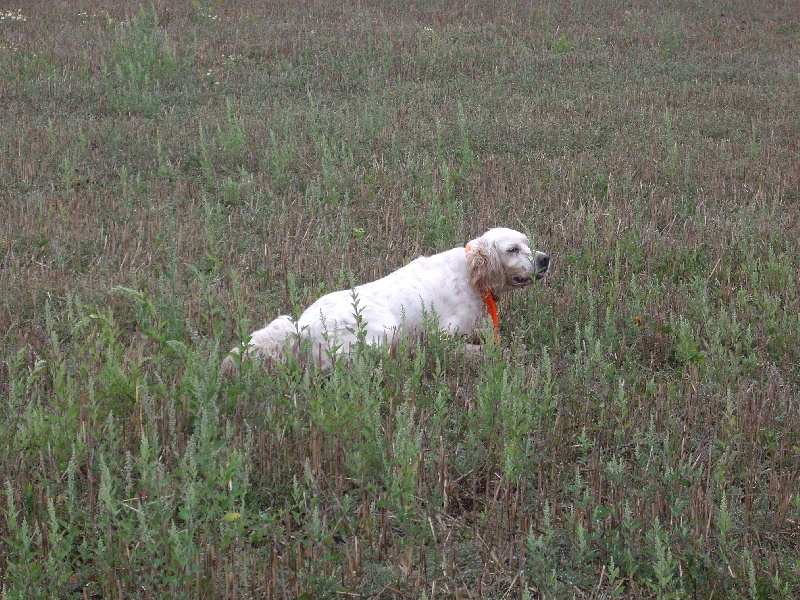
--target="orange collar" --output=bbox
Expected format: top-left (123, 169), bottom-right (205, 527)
top-left (465, 245), bottom-right (500, 343)
top-left (482, 291), bottom-right (500, 343)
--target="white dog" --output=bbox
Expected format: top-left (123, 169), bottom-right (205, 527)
top-left (222, 227), bottom-right (549, 372)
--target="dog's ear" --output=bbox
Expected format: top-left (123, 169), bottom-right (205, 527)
top-left (466, 237), bottom-right (504, 294)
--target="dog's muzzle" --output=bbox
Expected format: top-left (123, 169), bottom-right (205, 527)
top-left (512, 253), bottom-right (550, 285)
top-left (534, 253), bottom-right (550, 280)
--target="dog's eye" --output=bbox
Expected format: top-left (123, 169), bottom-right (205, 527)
top-left (506, 246), bottom-right (518, 253)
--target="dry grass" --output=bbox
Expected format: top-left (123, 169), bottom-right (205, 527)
top-left (1, 0), bottom-right (799, 598)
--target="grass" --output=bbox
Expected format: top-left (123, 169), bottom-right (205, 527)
top-left (1, 0), bottom-right (799, 597)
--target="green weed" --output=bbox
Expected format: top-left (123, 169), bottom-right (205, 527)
top-left (103, 4), bottom-right (185, 116)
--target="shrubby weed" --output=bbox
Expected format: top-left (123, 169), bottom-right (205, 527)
top-left (103, 5), bottom-right (184, 116)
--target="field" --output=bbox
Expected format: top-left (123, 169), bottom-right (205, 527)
top-left (2, 0), bottom-right (799, 597)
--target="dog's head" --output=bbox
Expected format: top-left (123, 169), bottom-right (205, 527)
top-left (465, 227), bottom-right (550, 295)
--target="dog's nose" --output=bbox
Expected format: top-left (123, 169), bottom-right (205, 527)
top-left (536, 254), bottom-right (550, 271)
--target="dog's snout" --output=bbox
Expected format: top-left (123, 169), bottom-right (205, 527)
top-left (536, 253), bottom-right (550, 271)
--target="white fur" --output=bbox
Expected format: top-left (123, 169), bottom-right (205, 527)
top-left (223, 228), bottom-right (549, 371)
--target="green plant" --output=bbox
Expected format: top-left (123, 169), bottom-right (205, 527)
top-left (103, 4), bottom-right (181, 116)
top-left (551, 33), bottom-right (574, 54)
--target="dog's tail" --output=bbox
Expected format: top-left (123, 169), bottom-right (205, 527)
top-left (220, 315), bottom-right (299, 377)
